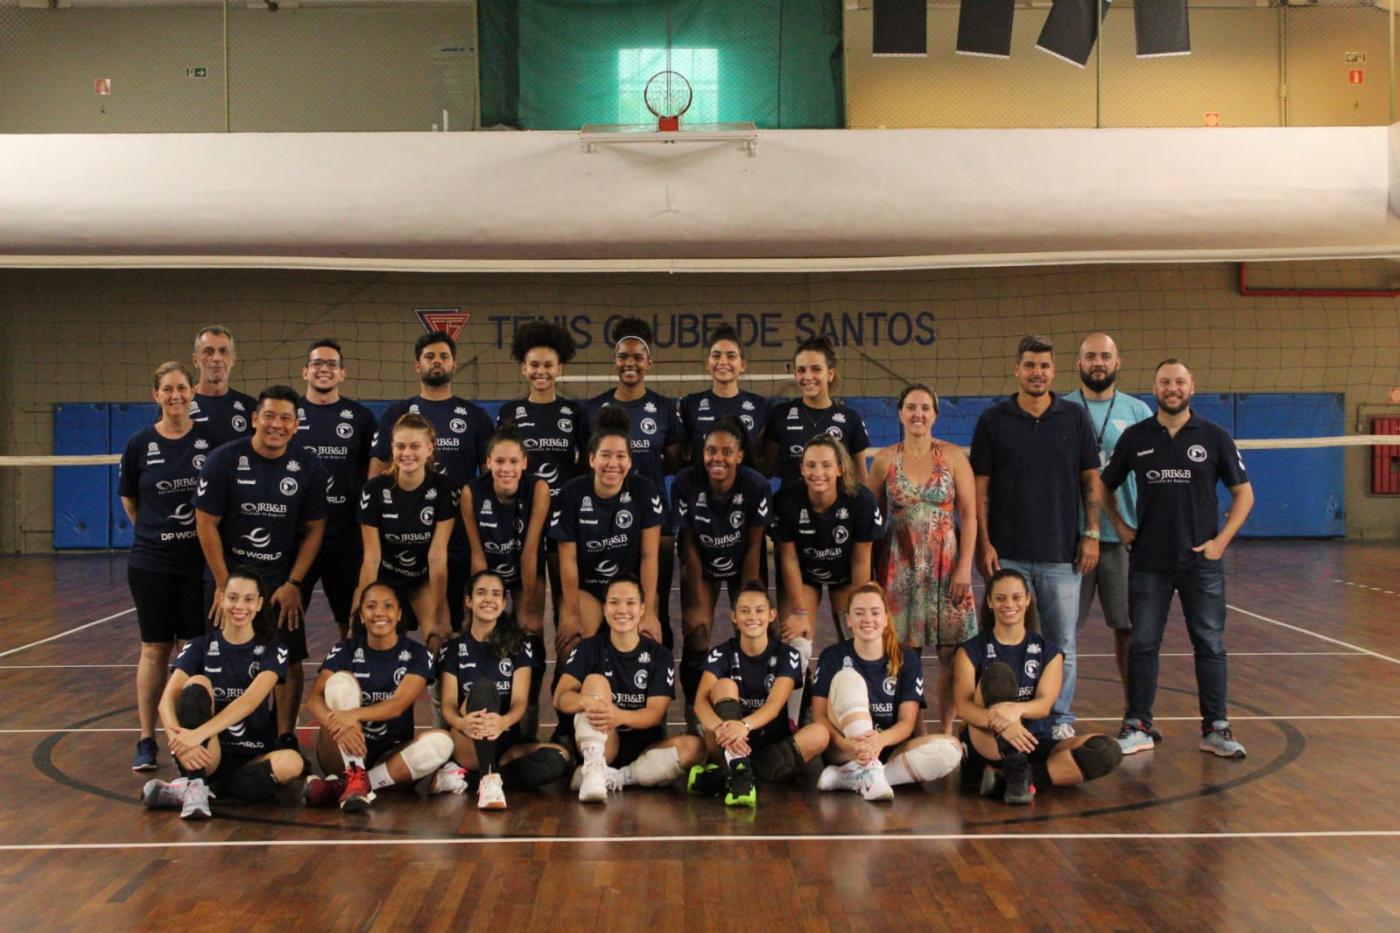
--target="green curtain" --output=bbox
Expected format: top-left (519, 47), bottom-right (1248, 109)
top-left (480, 0), bottom-right (844, 129)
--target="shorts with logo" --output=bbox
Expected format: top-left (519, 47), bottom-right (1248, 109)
top-left (614, 726), bottom-right (665, 768)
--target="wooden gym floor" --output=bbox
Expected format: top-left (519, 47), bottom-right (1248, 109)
top-left (1, 540), bottom-right (1397, 930)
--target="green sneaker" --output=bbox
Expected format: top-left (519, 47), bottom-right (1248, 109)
top-left (687, 763), bottom-right (727, 797)
top-left (723, 760), bottom-right (757, 808)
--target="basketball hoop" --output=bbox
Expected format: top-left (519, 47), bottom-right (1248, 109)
top-left (644, 70), bottom-right (692, 132)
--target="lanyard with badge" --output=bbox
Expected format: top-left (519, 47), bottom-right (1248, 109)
top-left (1083, 390), bottom-right (1117, 469)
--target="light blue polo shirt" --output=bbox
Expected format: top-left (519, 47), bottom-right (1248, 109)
top-left (1064, 388), bottom-right (1154, 543)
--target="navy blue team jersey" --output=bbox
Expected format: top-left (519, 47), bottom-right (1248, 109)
top-left (703, 636), bottom-right (802, 747)
top-left (585, 389), bottom-right (683, 523)
top-left (562, 631), bottom-right (675, 730)
top-left (679, 389), bottom-right (771, 469)
top-left (119, 424), bottom-right (215, 574)
top-left (190, 388), bottom-right (257, 448)
top-left (496, 397), bottom-right (589, 497)
top-left (959, 631), bottom-right (1063, 742)
top-left (321, 635), bottom-right (434, 747)
top-left (358, 472), bottom-right (457, 586)
top-left (672, 465), bottom-right (772, 581)
top-left (193, 438), bottom-right (329, 586)
top-left (469, 472), bottom-right (543, 589)
top-left (173, 633), bottom-right (289, 755)
top-left (439, 628), bottom-right (534, 713)
top-left (810, 641), bottom-right (925, 731)
top-left (296, 397), bottom-right (377, 554)
top-left (764, 399), bottom-right (872, 487)
top-left (770, 483), bottom-right (884, 588)
top-left (548, 474), bottom-right (665, 597)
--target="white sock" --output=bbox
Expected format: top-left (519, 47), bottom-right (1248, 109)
top-left (724, 749), bottom-right (739, 765)
top-left (618, 765), bottom-right (636, 786)
top-left (367, 763), bottom-right (395, 790)
top-left (786, 637), bottom-right (813, 724)
top-left (342, 751), bottom-right (365, 771)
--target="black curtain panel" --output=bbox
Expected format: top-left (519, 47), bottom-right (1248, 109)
top-left (956, 0), bottom-right (1015, 59)
top-left (873, 0), bottom-right (927, 56)
top-left (1136, 0), bottom-right (1190, 58)
top-left (1036, 0), bottom-right (1111, 68)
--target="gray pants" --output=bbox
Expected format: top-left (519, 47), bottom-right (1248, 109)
top-left (1077, 542), bottom-right (1130, 631)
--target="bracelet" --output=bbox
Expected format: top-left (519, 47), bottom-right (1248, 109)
top-left (1081, 529), bottom-right (1100, 541)
top-left (287, 577), bottom-right (304, 587)
top-left (740, 720), bottom-right (752, 732)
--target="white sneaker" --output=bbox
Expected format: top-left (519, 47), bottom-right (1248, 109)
top-left (817, 762), bottom-right (862, 793)
top-left (1050, 722), bottom-right (1077, 741)
top-left (141, 777), bottom-right (188, 810)
top-left (578, 762), bottom-right (608, 802)
top-left (605, 767), bottom-right (627, 793)
top-left (857, 763), bottom-right (895, 802)
top-left (430, 763), bottom-right (470, 796)
top-left (477, 772), bottom-right (507, 810)
top-left (180, 777), bottom-right (213, 820)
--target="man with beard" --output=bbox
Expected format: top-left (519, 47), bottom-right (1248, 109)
top-left (971, 335), bottom-right (1105, 741)
top-left (1064, 334), bottom-right (1153, 710)
top-left (1102, 359), bottom-right (1254, 760)
top-left (370, 331), bottom-right (492, 631)
top-left (190, 326), bottom-right (257, 448)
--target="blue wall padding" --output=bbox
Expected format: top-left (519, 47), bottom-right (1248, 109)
top-left (53, 403), bottom-right (110, 549)
top-left (108, 403), bottom-right (157, 549)
top-left (1234, 393), bottom-right (1345, 538)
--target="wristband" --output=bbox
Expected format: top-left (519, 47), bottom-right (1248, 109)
top-left (287, 577), bottom-right (304, 587)
top-left (1081, 529), bottom-right (1100, 541)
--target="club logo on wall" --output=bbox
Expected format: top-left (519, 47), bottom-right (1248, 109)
top-left (413, 308), bottom-right (472, 340)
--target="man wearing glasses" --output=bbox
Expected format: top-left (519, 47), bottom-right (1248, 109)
top-left (296, 339), bottom-right (377, 643)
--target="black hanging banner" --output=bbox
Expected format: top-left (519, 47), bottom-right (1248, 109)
top-left (1136, 0), bottom-right (1190, 58)
top-left (1037, 0), bottom-right (1111, 68)
top-left (956, 0), bottom-right (1015, 59)
top-left (873, 0), bottom-right (928, 57)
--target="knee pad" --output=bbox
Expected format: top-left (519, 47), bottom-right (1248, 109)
top-left (400, 731), bottom-right (454, 780)
top-left (896, 739), bottom-right (963, 784)
top-left (466, 677), bottom-right (499, 715)
top-left (713, 698), bottom-right (743, 722)
top-left (176, 684), bottom-right (213, 729)
top-left (828, 668), bottom-right (873, 738)
top-left (503, 747), bottom-right (571, 789)
top-left (226, 759), bottom-right (280, 803)
top-left (980, 662), bottom-right (1019, 707)
top-left (626, 746), bottom-right (684, 787)
top-left (1070, 734), bottom-right (1123, 781)
top-left (323, 670), bottom-right (362, 711)
top-left (752, 737), bottom-right (805, 784)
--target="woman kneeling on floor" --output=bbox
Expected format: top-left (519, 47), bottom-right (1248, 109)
top-left (303, 582), bottom-right (461, 812)
top-left (553, 575), bottom-right (704, 803)
top-left (142, 565), bottom-right (305, 819)
top-left (810, 581), bottom-right (962, 801)
top-left (954, 568), bottom-right (1123, 805)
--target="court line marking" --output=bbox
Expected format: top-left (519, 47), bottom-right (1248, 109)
top-left (1333, 579), bottom-right (1399, 597)
top-left (0, 650), bottom-right (1369, 671)
top-left (1227, 604), bottom-right (1400, 667)
top-left (0, 608), bottom-right (136, 660)
top-left (6, 714), bottom-right (1400, 735)
top-left (3, 829), bottom-right (1400, 853)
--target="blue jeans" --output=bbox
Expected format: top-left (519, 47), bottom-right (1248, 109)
top-left (1000, 560), bottom-right (1081, 727)
top-left (1127, 558), bottom-right (1228, 731)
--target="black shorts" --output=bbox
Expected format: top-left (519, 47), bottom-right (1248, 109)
top-left (365, 738), bottom-right (401, 768)
top-left (614, 726), bottom-right (666, 768)
top-left (128, 565), bottom-right (205, 643)
top-left (301, 545), bottom-right (361, 628)
top-left (203, 577), bottom-right (309, 664)
top-left (207, 752), bottom-right (261, 792)
top-left (960, 727), bottom-right (1055, 788)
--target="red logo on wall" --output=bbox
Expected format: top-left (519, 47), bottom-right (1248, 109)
top-left (1349, 69), bottom-right (1364, 86)
top-left (413, 308), bottom-right (471, 340)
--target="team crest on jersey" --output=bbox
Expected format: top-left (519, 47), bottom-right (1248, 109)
top-left (336, 422), bottom-right (354, 439)
top-left (337, 409), bottom-right (352, 420)
top-left (832, 412), bottom-right (846, 424)
top-left (297, 408), bottom-right (306, 421)
top-left (208, 641), bottom-right (221, 657)
top-left (730, 511), bottom-right (744, 529)
top-left (799, 509), bottom-right (810, 524)
top-left (640, 418), bottom-right (658, 435)
top-left (985, 644), bottom-right (997, 658)
top-left (420, 507), bottom-right (434, 525)
top-left (253, 644), bottom-right (265, 656)
top-left (238, 456), bottom-right (251, 471)
top-left (836, 507), bottom-right (849, 520)
top-left (1024, 659), bottom-right (1040, 679)
top-left (699, 398), bottom-right (710, 410)
top-left (620, 492), bottom-right (632, 504)
top-left (409, 404), bottom-right (420, 414)
top-left (397, 649), bottom-right (411, 662)
top-left (287, 460), bottom-right (301, 473)
top-left (354, 647), bottom-right (366, 662)
top-left (194, 439), bottom-right (209, 450)
top-left (643, 401), bottom-right (657, 414)
top-left (826, 427), bottom-right (844, 440)
top-left (559, 418), bottom-right (573, 433)
top-left (147, 442), bottom-right (160, 456)
top-left (233, 401), bottom-right (246, 412)
top-left (734, 494), bottom-right (744, 505)
top-left (393, 666), bottom-right (408, 685)
top-left (696, 492), bottom-right (707, 508)
top-left (382, 489), bottom-right (393, 504)
top-left (581, 497), bottom-right (593, 512)
top-left (639, 651), bottom-right (651, 665)
top-left (841, 656), bottom-right (853, 669)
top-left (833, 526), bottom-right (849, 544)
top-left (742, 400), bottom-right (755, 411)
top-left (280, 477), bottom-right (299, 496)
top-left (616, 510), bottom-right (633, 529)
top-left (1027, 643), bottom-right (1042, 655)
top-left (1188, 444), bottom-right (1208, 463)
top-left (450, 418), bottom-right (468, 434)
top-left (481, 500), bottom-right (492, 514)
top-left (193, 455), bottom-right (207, 470)
top-left (454, 407), bottom-right (468, 416)
top-left (512, 406), bottom-right (527, 421)
top-left (882, 676), bottom-right (897, 696)
top-left (247, 661), bottom-right (261, 678)
top-left (787, 408), bottom-right (800, 420)
top-left (499, 659), bottom-right (513, 676)
top-left (634, 670), bottom-right (649, 689)
top-left (232, 416), bottom-right (248, 432)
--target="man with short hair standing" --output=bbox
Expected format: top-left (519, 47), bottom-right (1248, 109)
top-left (190, 325), bottom-right (256, 448)
top-left (971, 335), bottom-right (1105, 741)
top-left (1064, 333), bottom-right (1154, 712)
top-left (1103, 359), bottom-right (1254, 759)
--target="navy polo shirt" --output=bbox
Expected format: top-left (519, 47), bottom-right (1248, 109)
top-left (1102, 413), bottom-right (1249, 573)
top-left (970, 393), bottom-right (1098, 564)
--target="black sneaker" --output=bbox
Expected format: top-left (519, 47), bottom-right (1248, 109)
top-left (687, 763), bottom-right (728, 798)
top-left (132, 737), bottom-right (158, 772)
top-left (958, 758), bottom-right (984, 794)
top-left (724, 760), bottom-right (756, 808)
top-left (995, 737), bottom-right (1034, 806)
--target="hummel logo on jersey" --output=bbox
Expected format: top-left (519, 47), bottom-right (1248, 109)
top-left (238, 456), bottom-right (251, 470)
top-left (1137, 448), bottom-right (1155, 456)
top-left (194, 438), bottom-right (209, 450)
top-left (287, 460), bottom-right (301, 473)
top-left (482, 500), bottom-right (493, 515)
top-left (651, 496), bottom-right (662, 510)
top-left (643, 401), bottom-right (657, 413)
top-left (233, 401), bottom-right (245, 412)
top-left (455, 407), bottom-right (468, 416)
top-left (208, 641), bottom-right (221, 656)
top-left (354, 648), bottom-right (365, 662)
top-left (399, 649), bottom-right (412, 661)
top-left (197, 479), bottom-right (208, 496)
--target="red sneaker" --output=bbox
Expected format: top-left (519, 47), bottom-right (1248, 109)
top-left (339, 765), bottom-right (373, 812)
top-left (303, 773), bottom-right (342, 808)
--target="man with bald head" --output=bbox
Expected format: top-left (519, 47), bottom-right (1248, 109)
top-left (1064, 334), bottom-right (1154, 710)
top-left (1102, 359), bottom-right (1254, 760)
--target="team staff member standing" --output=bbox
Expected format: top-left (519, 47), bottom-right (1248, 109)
top-left (120, 361), bottom-right (214, 772)
top-left (297, 338), bottom-right (377, 641)
top-left (1103, 359), bottom-right (1254, 759)
top-left (1063, 333), bottom-right (1154, 711)
top-left (371, 331), bottom-right (492, 631)
top-left (195, 385), bottom-right (328, 749)
top-left (189, 325), bottom-right (256, 448)
top-left (971, 335), bottom-right (1105, 741)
